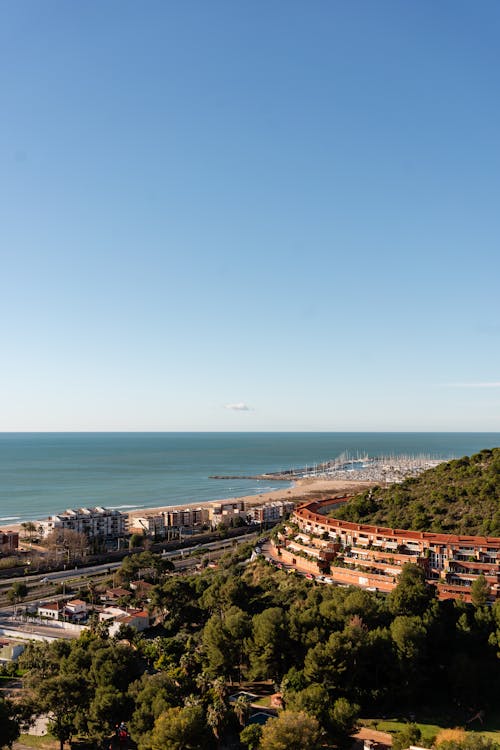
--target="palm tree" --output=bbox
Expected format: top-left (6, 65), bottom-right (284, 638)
top-left (233, 694), bottom-right (251, 727)
top-left (206, 698), bottom-right (227, 744)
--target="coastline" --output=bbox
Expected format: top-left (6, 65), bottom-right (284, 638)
top-left (126, 477), bottom-right (375, 525)
top-left (1, 478), bottom-right (375, 535)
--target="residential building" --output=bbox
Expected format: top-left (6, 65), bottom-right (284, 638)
top-left (208, 501), bottom-right (245, 529)
top-left (0, 639), bottom-right (25, 663)
top-left (38, 601), bottom-right (64, 619)
top-left (64, 600), bottom-right (88, 620)
top-left (38, 507), bottom-right (127, 540)
top-left (98, 605), bottom-right (151, 636)
top-left (129, 514), bottom-right (165, 537)
top-left (278, 498), bottom-right (500, 603)
top-left (0, 530), bottom-right (19, 554)
top-left (164, 507), bottom-right (209, 530)
top-left (101, 587), bottom-right (130, 603)
top-left (247, 500), bottom-right (294, 524)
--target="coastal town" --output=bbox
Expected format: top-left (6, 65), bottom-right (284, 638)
top-left (1, 453), bottom-right (499, 749)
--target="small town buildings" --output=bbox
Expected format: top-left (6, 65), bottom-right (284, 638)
top-left (38, 506), bottom-right (127, 541)
top-left (0, 530), bottom-right (19, 554)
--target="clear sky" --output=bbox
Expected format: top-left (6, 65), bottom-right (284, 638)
top-left (1, 1), bottom-right (499, 431)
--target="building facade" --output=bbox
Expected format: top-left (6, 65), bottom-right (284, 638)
top-left (279, 498), bottom-right (500, 602)
top-left (247, 500), bottom-right (294, 524)
top-left (0, 530), bottom-right (19, 554)
top-left (39, 507), bottom-right (128, 540)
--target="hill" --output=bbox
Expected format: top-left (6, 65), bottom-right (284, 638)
top-left (331, 447), bottom-right (500, 536)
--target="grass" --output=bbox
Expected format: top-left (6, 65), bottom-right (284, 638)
top-left (18, 734), bottom-right (59, 749)
top-left (253, 695), bottom-right (272, 707)
top-left (370, 719), bottom-right (444, 747)
top-left (362, 715), bottom-right (500, 746)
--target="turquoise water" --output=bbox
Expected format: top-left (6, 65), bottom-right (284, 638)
top-left (0, 432), bottom-right (499, 523)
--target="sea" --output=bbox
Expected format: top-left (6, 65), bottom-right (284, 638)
top-left (0, 432), bottom-right (499, 524)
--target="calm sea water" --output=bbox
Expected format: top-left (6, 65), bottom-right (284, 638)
top-left (0, 432), bottom-right (499, 524)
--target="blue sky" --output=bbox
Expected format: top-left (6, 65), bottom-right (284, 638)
top-left (1, 1), bottom-right (499, 431)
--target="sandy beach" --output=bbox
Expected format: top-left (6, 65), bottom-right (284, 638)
top-left (126, 477), bottom-right (374, 524)
top-left (1, 479), bottom-right (374, 535)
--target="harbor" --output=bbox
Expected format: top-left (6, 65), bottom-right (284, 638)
top-left (210, 452), bottom-right (446, 485)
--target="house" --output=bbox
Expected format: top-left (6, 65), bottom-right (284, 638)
top-left (98, 606), bottom-right (151, 637)
top-left (0, 639), bottom-right (25, 662)
top-left (101, 587), bottom-right (130, 602)
top-left (129, 580), bottom-right (154, 600)
top-left (64, 599), bottom-right (88, 620)
top-left (38, 601), bottom-right (63, 619)
top-left (108, 609), bottom-right (151, 637)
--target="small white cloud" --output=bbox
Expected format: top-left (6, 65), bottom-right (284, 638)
top-left (225, 402), bottom-right (252, 411)
top-left (445, 382), bottom-right (500, 388)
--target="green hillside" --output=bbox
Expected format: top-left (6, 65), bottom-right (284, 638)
top-left (332, 448), bottom-right (500, 536)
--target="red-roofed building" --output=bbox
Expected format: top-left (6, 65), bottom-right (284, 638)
top-left (282, 498), bottom-right (500, 603)
top-left (38, 601), bottom-right (64, 619)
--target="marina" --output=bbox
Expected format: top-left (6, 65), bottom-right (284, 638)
top-left (211, 452), bottom-right (446, 485)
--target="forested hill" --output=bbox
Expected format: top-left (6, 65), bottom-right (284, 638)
top-left (332, 448), bottom-right (500, 536)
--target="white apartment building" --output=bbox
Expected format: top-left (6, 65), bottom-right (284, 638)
top-left (39, 506), bottom-right (128, 540)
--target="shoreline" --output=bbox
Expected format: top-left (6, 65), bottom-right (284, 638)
top-left (126, 477), bottom-right (375, 525)
top-left (1, 479), bottom-right (375, 535)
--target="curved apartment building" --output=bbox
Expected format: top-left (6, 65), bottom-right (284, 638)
top-left (277, 498), bottom-right (500, 602)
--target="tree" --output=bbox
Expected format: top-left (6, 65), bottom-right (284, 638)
top-left (45, 528), bottom-right (87, 560)
top-left (36, 675), bottom-right (85, 750)
top-left (471, 575), bottom-right (490, 608)
top-left (259, 710), bottom-right (321, 750)
top-left (240, 723), bottom-right (263, 750)
top-left (388, 563), bottom-right (435, 616)
top-left (128, 672), bottom-right (178, 747)
top-left (285, 684), bottom-right (330, 729)
top-left (206, 698), bottom-right (228, 743)
top-left (249, 607), bottom-right (288, 680)
top-left (329, 697), bottom-right (360, 739)
top-left (390, 615), bottom-right (427, 661)
top-left (202, 615), bottom-right (232, 677)
top-left (150, 705), bottom-right (208, 750)
top-left (0, 697), bottom-right (20, 749)
top-left (392, 723), bottom-right (421, 750)
top-left (7, 582), bottom-right (28, 610)
top-left (85, 684), bottom-right (130, 744)
top-left (129, 533), bottom-right (144, 550)
top-left (438, 734), bottom-right (500, 750)
top-left (233, 695), bottom-right (251, 727)
top-left (21, 521), bottom-right (37, 541)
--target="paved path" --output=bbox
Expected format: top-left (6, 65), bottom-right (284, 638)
top-left (354, 727), bottom-right (393, 747)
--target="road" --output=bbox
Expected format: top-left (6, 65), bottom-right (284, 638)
top-left (0, 532), bottom-right (260, 640)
